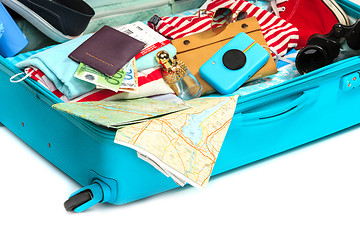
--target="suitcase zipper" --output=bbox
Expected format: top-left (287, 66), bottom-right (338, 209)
top-left (3, 56), bottom-right (360, 139)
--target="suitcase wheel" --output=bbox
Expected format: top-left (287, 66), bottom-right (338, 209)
top-left (64, 180), bottom-right (112, 213)
top-left (64, 190), bottom-right (93, 212)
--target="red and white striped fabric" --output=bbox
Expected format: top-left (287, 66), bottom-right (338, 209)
top-left (149, 0), bottom-right (299, 57)
top-left (27, 67), bottom-right (174, 103)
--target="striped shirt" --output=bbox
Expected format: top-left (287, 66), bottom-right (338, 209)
top-left (148, 0), bottom-right (299, 57)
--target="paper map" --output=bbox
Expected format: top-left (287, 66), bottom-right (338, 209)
top-left (52, 98), bottom-right (189, 128)
top-left (115, 95), bottom-right (238, 188)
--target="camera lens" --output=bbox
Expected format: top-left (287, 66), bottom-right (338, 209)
top-left (295, 46), bottom-right (330, 74)
top-left (222, 49), bottom-right (246, 70)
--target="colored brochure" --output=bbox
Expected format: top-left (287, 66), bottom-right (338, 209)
top-left (52, 98), bottom-right (190, 128)
top-left (114, 95), bottom-right (239, 188)
top-left (116, 21), bottom-right (171, 59)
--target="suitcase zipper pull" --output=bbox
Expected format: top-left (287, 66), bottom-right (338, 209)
top-left (9, 68), bottom-right (34, 83)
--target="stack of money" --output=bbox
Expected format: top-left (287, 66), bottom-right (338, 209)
top-left (73, 58), bottom-right (138, 93)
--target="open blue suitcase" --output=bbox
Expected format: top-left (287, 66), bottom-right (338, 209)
top-left (0, 0), bottom-right (360, 212)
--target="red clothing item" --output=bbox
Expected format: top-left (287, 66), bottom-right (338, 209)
top-left (277, 0), bottom-right (349, 49)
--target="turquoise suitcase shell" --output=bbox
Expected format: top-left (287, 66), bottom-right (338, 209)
top-left (0, 0), bottom-right (359, 212)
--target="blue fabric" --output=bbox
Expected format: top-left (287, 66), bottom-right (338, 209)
top-left (16, 35), bottom-right (95, 99)
top-left (6, 45), bottom-right (54, 65)
top-left (276, 48), bottom-right (297, 69)
top-left (0, 21), bottom-right (3, 39)
top-left (136, 43), bottom-right (177, 71)
top-left (247, 0), bottom-right (271, 10)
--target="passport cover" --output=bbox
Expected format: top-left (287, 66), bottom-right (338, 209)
top-left (69, 25), bottom-right (146, 77)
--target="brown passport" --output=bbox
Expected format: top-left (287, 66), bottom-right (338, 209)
top-left (171, 17), bottom-right (278, 95)
top-left (69, 25), bottom-right (146, 77)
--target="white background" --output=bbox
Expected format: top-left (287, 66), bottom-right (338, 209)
top-left (350, 0), bottom-right (360, 5)
top-left (0, 121), bottom-right (359, 240)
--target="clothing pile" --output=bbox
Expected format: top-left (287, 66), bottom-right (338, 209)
top-left (4, 0), bottom-right (355, 102)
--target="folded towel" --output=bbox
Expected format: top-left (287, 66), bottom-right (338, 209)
top-left (17, 34), bottom-right (95, 99)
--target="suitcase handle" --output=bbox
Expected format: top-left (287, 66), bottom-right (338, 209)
top-left (241, 87), bottom-right (319, 125)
